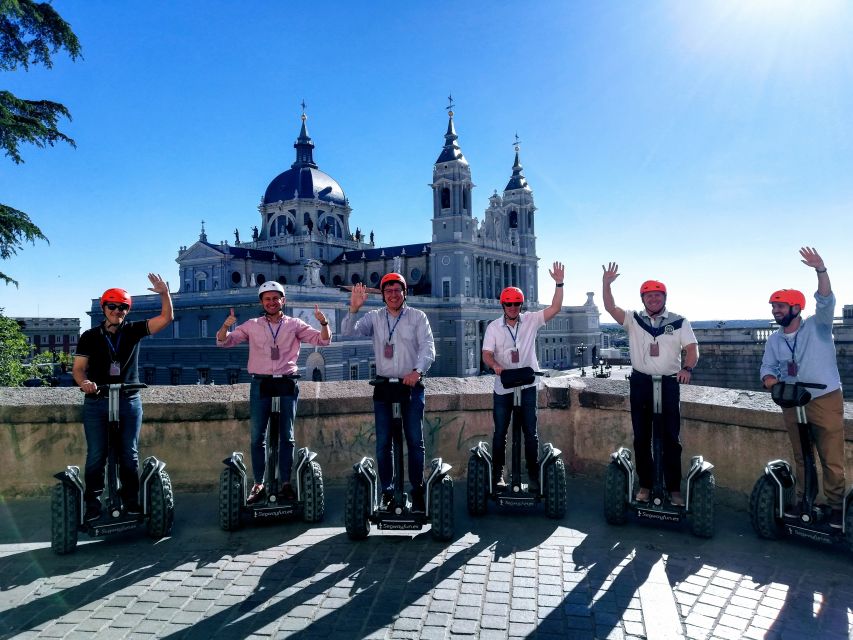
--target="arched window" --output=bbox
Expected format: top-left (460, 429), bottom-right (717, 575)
top-left (509, 210), bottom-right (518, 228)
top-left (441, 187), bottom-right (450, 209)
top-left (333, 274), bottom-right (343, 286)
top-left (463, 190), bottom-right (470, 212)
top-left (351, 273), bottom-right (361, 284)
top-left (231, 272), bottom-right (242, 285)
top-left (370, 272), bottom-right (380, 284)
top-left (256, 274), bottom-right (266, 285)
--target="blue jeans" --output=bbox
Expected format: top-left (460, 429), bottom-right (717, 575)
top-left (250, 379), bottom-right (298, 486)
top-left (492, 387), bottom-right (539, 473)
top-left (374, 385), bottom-right (426, 492)
top-left (83, 393), bottom-right (143, 506)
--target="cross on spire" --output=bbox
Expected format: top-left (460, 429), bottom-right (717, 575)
top-left (514, 131), bottom-right (522, 151)
top-left (446, 93), bottom-right (455, 117)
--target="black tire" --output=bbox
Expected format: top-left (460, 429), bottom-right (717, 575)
top-left (603, 462), bottom-right (629, 525)
top-left (147, 469), bottom-right (174, 539)
top-left (51, 482), bottom-right (79, 555)
top-left (466, 456), bottom-right (488, 516)
top-left (749, 474), bottom-right (786, 540)
top-left (301, 460), bottom-right (325, 523)
top-left (344, 473), bottom-right (371, 540)
top-left (544, 458), bottom-right (567, 519)
top-left (219, 466), bottom-right (243, 531)
top-left (690, 472), bottom-right (716, 538)
top-left (430, 475), bottom-right (454, 542)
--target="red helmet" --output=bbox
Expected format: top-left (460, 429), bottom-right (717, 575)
top-left (100, 288), bottom-right (132, 309)
top-left (500, 287), bottom-right (524, 304)
top-left (380, 272), bottom-right (407, 292)
top-left (640, 280), bottom-right (667, 296)
top-left (769, 289), bottom-right (806, 310)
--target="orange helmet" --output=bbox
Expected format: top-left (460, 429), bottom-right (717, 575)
top-left (640, 280), bottom-right (667, 296)
top-left (380, 272), bottom-right (407, 292)
top-left (769, 289), bottom-right (806, 310)
top-left (100, 288), bottom-right (132, 309)
top-left (500, 287), bottom-right (525, 304)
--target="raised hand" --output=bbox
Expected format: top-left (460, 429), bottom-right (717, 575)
top-left (602, 262), bottom-right (620, 285)
top-left (147, 273), bottom-right (170, 295)
top-left (313, 304), bottom-right (328, 324)
top-left (223, 307), bottom-right (237, 329)
top-left (549, 261), bottom-right (565, 283)
top-left (350, 282), bottom-right (368, 312)
top-left (799, 247), bottom-right (825, 271)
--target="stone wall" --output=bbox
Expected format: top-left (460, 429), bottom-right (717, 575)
top-left (1, 378), bottom-right (851, 508)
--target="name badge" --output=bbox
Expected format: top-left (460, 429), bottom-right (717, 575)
top-left (510, 349), bottom-right (519, 363)
top-left (109, 362), bottom-right (120, 376)
top-left (787, 360), bottom-right (798, 376)
top-left (649, 343), bottom-right (660, 357)
top-left (270, 346), bottom-right (280, 360)
top-left (384, 343), bottom-right (394, 359)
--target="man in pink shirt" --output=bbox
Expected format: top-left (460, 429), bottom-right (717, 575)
top-left (216, 281), bottom-right (331, 504)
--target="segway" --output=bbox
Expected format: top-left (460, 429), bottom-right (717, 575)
top-left (51, 383), bottom-right (174, 555)
top-left (344, 377), bottom-right (454, 541)
top-left (603, 374), bottom-right (715, 537)
top-left (219, 375), bottom-right (324, 530)
top-left (467, 367), bottom-right (567, 518)
top-left (749, 381), bottom-right (853, 549)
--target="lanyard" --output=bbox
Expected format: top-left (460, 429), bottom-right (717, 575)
top-left (504, 321), bottom-right (519, 348)
top-left (266, 317), bottom-right (283, 344)
top-left (385, 308), bottom-right (405, 342)
top-left (784, 330), bottom-right (798, 363)
top-left (102, 327), bottom-right (122, 359)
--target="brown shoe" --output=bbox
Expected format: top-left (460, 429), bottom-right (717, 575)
top-left (247, 483), bottom-right (265, 505)
top-left (635, 487), bottom-right (650, 502)
top-left (670, 491), bottom-right (685, 507)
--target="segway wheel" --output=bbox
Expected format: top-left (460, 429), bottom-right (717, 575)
top-left (466, 455), bottom-right (488, 516)
top-left (219, 466), bottom-right (243, 531)
top-left (544, 458), bottom-right (567, 519)
top-left (344, 473), bottom-right (371, 540)
top-left (147, 469), bottom-right (175, 539)
top-left (689, 472), bottom-right (716, 538)
top-left (603, 461), bottom-right (629, 525)
top-left (51, 482), bottom-right (79, 555)
top-left (430, 475), bottom-right (454, 542)
top-left (749, 474), bottom-right (787, 540)
top-left (301, 460), bottom-right (325, 523)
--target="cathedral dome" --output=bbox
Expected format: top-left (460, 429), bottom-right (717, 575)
top-left (263, 166), bottom-right (347, 206)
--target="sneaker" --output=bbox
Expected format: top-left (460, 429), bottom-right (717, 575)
top-left (125, 503), bottom-right (143, 516)
top-left (669, 491), bottom-right (685, 507)
top-left (247, 483), bottom-right (266, 505)
top-left (411, 487), bottom-right (426, 513)
top-left (635, 487), bottom-right (651, 502)
top-left (84, 502), bottom-right (102, 522)
top-left (829, 509), bottom-right (843, 530)
top-left (278, 483), bottom-right (297, 502)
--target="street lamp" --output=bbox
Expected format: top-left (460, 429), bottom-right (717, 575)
top-left (576, 342), bottom-right (588, 377)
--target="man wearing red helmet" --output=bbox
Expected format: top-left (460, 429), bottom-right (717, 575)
top-left (216, 281), bottom-right (331, 504)
top-left (760, 247), bottom-right (844, 529)
top-left (602, 263), bottom-right (699, 506)
top-left (482, 261), bottom-right (565, 491)
top-left (72, 273), bottom-right (173, 521)
top-left (343, 272), bottom-right (435, 511)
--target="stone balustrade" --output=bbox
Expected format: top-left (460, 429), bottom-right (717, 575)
top-left (1, 378), bottom-right (851, 506)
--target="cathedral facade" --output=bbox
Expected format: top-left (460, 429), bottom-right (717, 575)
top-left (95, 109), bottom-right (602, 384)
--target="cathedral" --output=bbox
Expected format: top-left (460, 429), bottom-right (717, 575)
top-left (97, 108), bottom-right (602, 384)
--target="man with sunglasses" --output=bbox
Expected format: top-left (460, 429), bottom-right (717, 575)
top-left (601, 263), bottom-right (698, 506)
top-left (343, 272), bottom-right (435, 511)
top-left (72, 273), bottom-right (173, 521)
top-left (482, 261), bottom-right (565, 491)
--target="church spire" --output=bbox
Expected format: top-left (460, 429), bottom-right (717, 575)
top-left (504, 133), bottom-right (529, 191)
top-left (292, 101), bottom-right (318, 169)
top-left (435, 94), bottom-right (467, 165)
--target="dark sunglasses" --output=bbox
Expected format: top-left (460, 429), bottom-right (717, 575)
top-left (105, 303), bottom-right (129, 312)
top-left (502, 302), bottom-right (522, 308)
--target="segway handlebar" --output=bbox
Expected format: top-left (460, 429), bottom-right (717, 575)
top-left (499, 367), bottom-right (546, 389)
top-left (87, 382), bottom-right (148, 396)
top-left (369, 376), bottom-right (423, 387)
top-left (770, 380), bottom-right (827, 409)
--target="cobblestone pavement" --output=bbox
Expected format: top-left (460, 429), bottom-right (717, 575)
top-left (1, 477), bottom-right (851, 639)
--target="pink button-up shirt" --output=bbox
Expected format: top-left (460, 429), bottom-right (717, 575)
top-left (217, 315), bottom-right (330, 376)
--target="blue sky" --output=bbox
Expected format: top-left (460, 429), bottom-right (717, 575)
top-left (3, 0), bottom-right (852, 328)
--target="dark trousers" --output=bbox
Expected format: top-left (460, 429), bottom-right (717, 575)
top-left (374, 385), bottom-right (426, 492)
top-left (491, 387), bottom-right (539, 474)
top-left (629, 372), bottom-right (682, 492)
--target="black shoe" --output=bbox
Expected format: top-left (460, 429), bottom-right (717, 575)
top-left (247, 483), bottom-right (266, 505)
top-left (84, 502), bottom-right (102, 522)
top-left (411, 487), bottom-right (426, 513)
top-left (278, 483), bottom-right (297, 502)
top-left (829, 509), bottom-right (843, 530)
top-left (125, 503), bottom-right (143, 516)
